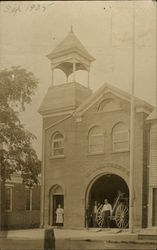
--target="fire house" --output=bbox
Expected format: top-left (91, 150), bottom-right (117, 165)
top-left (39, 29), bottom-right (156, 230)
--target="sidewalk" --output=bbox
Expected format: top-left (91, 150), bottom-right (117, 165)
top-left (54, 228), bottom-right (156, 250)
top-left (0, 227), bottom-right (156, 250)
top-left (0, 229), bottom-right (45, 250)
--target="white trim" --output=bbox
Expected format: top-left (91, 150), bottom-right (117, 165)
top-left (50, 155), bottom-right (65, 160)
top-left (41, 110), bottom-right (74, 118)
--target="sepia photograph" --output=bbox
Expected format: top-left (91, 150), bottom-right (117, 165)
top-left (0, 0), bottom-right (157, 249)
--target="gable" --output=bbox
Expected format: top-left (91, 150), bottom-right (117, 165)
top-left (75, 83), bottom-right (154, 117)
top-left (80, 92), bottom-right (129, 114)
top-left (97, 97), bottom-right (122, 112)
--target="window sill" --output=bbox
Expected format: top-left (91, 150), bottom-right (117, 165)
top-left (87, 152), bottom-right (104, 156)
top-left (112, 150), bottom-right (130, 154)
top-left (50, 155), bottom-right (65, 160)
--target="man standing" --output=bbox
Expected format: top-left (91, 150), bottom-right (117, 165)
top-left (101, 199), bottom-right (112, 228)
top-left (92, 200), bottom-right (98, 227)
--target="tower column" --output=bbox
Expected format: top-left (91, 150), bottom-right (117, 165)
top-left (73, 62), bottom-right (76, 82)
top-left (66, 75), bottom-right (68, 84)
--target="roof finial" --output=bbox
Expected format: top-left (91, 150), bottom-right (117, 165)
top-left (70, 25), bottom-right (73, 33)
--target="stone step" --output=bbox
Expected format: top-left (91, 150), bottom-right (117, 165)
top-left (138, 233), bottom-right (157, 241)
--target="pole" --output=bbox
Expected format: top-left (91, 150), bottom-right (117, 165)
top-left (40, 126), bottom-right (45, 228)
top-left (129, 0), bottom-right (135, 233)
top-left (155, 1), bottom-right (157, 114)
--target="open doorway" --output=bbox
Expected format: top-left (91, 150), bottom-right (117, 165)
top-left (152, 188), bottom-right (157, 226)
top-left (49, 185), bottom-right (64, 226)
top-left (87, 174), bottom-right (129, 228)
top-left (53, 194), bottom-right (64, 226)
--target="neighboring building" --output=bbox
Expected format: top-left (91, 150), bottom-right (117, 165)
top-left (2, 174), bottom-right (41, 229)
top-left (39, 29), bottom-right (154, 230)
top-left (147, 109), bottom-right (157, 227)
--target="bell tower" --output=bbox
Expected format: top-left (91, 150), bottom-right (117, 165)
top-left (39, 28), bottom-right (95, 116)
top-left (47, 26), bottom-right (95, 87)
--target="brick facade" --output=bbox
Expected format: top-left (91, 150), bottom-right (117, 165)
top-left (1, 176), bottom-right (40, 229)
top-left (40, 83), bottom-right (153, 229)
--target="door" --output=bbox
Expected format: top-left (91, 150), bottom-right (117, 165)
top-left (152, 188), bottom-right (157, 226)
top-left (53, 194), bottom-right (64, 225)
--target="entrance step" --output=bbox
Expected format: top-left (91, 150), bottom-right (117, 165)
top-left (138, 228), bottom-right (157, 241)
top-left (138, 233), bottom-right (157, 241)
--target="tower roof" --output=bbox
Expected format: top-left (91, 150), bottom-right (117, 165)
top-left (47, 29), bottom-right (95, 62)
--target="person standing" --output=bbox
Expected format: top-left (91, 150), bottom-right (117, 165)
top-left (85, 204), bottom-right (92, 229)
top-left (92, 200), bottom-right (98, 227)
top-left (56, 204), bottom-right (64, 226)
top-left (101, 199), bottom-right (112, 228)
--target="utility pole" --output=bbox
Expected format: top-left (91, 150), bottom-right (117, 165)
top-left (129, 0), bottom-right (135, 233)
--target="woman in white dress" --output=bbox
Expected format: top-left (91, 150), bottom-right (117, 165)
top-left (56, 204), bottom-right (64, 226)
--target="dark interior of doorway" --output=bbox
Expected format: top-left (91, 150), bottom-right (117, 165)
top-left (88, 174), bottom-right (129, 228)
top-left (53, 194), bottom-right (64, 226)
top-left (152, 188), bottom-right (157, 226)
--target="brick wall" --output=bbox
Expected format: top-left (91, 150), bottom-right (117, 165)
top-left (3, 183), bottom-right (40, 229)
top-left (43, 97), bottom-right (149, 229)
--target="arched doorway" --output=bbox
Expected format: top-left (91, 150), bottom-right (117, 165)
top-left (49, 185), bottom-right (64, 226)
top-left (87, 174), bottom-right (129, 228)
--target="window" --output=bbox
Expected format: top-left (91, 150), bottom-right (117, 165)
top-left (5, 186), bottom-right (12, 212)
top-left (32, 187), bottom-right (40, 210)
top-left (51, 132), bottom-right (64, 157)
top-left (112, 122), bottom-right (129, 152)
top-left (25, 189), bottom-right (32, 211)
top-left (88, 126), bottom-right (104, 154)
top-left (97, 98), bottom-right (113, 112)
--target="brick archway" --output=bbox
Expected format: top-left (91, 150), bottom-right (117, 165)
top-left (84, 164), bottom-right (129, 228)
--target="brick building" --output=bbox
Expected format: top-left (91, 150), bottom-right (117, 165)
top-left (1, 174), bottom-right (40, 229)
top-left (39, 29), bottom-right (155, 230)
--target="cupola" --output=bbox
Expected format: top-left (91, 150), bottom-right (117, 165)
top-left (39, 27), bottom-right (94, 116)
top-left (47, 26), bottom-right (95, 87)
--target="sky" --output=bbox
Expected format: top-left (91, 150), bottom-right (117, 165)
top-left (0, 0), bottom-right (156, 159)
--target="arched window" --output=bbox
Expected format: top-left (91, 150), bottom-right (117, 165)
top-left (112, 122), bottom-right (129, 152)
top-left (88, 126), bottom-right (104, 154)
top-left (51, 132), bottom-right (64, 156)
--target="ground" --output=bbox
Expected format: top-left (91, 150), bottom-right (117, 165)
top-left (0, 227), bottom-right (156, 250)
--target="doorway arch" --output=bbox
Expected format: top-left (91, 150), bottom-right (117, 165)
top-left (85, 172), bottom-right (129, 228)
top-left (49, 185), bottom-right (64, 226)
